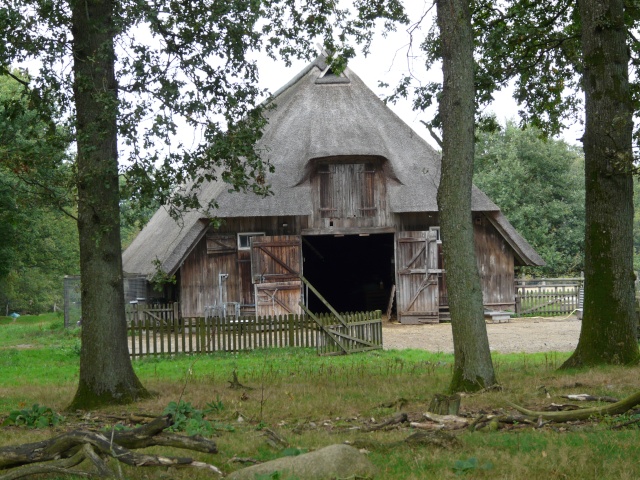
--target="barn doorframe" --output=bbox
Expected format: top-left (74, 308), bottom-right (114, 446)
top-left (301, 232), bottom-right (395, 314)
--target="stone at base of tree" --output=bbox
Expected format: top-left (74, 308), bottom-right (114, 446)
top-left (428, 393), bottom-right (461, 416)
top-left (226, 444), bottom-right (376, 480)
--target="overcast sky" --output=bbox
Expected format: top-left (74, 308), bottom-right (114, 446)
top-left (255, 3), bottom-right (584, 150)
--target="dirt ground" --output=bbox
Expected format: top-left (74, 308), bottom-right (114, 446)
top-left (382, 314), bottom-right (582, 353)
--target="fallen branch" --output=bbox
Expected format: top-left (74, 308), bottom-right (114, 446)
top-left (0, 415), bottom-right (221, 479)
top-left (560, 394), bottom-right (619, 403)
top-left (362, 412), bottom-right (408, 432)
top-left (507, 391), bottom-right (640, 422)
top-left (423, 412), bottom-right (469, 427)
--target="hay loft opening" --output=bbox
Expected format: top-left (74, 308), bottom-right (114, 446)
top-left (302, 233), bottom-right (394, 313)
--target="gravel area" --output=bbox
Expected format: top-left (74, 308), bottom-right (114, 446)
top-left (382, 315), bottom-right (582, 353)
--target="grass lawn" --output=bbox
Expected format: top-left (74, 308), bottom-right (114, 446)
top-left (1, 313), bottom-right (639, 479)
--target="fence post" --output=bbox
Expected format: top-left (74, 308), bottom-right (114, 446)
top-left (288, 314), bottom-right (295, 347)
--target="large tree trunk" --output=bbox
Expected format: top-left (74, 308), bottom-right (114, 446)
top-left (436, 0), bottom-right (497, 391)
top-left (562, 0), bottom-right (639, 367)
top-left (69, 0), bottom-right (149, 409)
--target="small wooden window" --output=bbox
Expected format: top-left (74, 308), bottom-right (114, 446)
top-left (237, 232), bottom-right (265, 250)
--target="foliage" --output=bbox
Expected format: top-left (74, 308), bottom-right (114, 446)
top-left (0, 1), bottom-right (408, 220)
top-left (2, 403), bottom-right (64, 428)
top-left (474, 122), bottom-right (585, 276)
top-left (162, 399), bottom-right (234, 436)
top-left (149, 258), bottom-right (177, 292)
top-left (204, 396), bottom-right (225, 414)
top-left (119, 176), bottom-right (160, 250)
top-left (163, 400), bottom-right (214, 436)
top-left (0, 72), bottom-right (79, 314)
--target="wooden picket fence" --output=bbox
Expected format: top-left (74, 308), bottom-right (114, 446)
top-left (514, 278), bottom-right (584, 317)
top-left (126, 307), bottom-right (382, 357)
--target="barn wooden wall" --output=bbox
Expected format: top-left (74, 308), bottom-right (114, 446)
top-left (393, 212), bottom-right (515, 311)
top-left (179, 216), bottom-right (307, 317)
top-left (179, 185), bottom-right (517, 316)
top-left (309, 156), bottom-right (389, 231)
top-left (473, 215), bottom-right (515, 309)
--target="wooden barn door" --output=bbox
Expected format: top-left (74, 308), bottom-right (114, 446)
top-left (251, 235), bottom-right (303, 317)
top-left (396, 230), bottom-right (440, 324)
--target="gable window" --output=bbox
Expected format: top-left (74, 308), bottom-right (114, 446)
top-left (318, 162), bottom-right (377, 218)
top-left (237, 232), bottom-right (265, 250)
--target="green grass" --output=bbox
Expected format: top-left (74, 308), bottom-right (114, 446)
top-left (1, 314), bottom-right (640, 479)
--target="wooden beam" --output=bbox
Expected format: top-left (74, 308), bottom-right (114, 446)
top-left (301, 227), bottom-right (396, 236)
top-left (299, 276), bottom-right (347, 328)
top-left (299, 302), bottom-right (349, 354)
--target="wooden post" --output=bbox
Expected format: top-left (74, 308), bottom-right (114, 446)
top-left (386, 285), bottom-right (396, 321)
top-left (288, 314), bottom-right (295, 346)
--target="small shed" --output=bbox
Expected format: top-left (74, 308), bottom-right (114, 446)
top-left (122, 55), bottom-right (544, 323)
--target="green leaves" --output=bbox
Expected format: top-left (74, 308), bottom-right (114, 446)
top-left (2, 403), bottom-right (64, 428)
top-left (163, 399), bottom-right (235, 437)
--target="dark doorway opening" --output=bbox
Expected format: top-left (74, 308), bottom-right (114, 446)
top-left (302, 233), bottom-right (395, 314)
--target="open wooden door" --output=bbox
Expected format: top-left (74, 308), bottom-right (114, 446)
top-left (251, 235), bottom-right (303, 317)
top-left (396, 230), bottom-right (440, 323)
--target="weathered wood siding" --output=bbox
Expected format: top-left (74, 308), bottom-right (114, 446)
top-left (179, 193), bottom-right (517, 316)
top-left (473, 214), bottom-right (515, 309)
top-left (310, 156), bottom-right (389, 230)
top-left (394, 213), bottom-right (516, 311)
top-left (255, 280), bottom-right (303, 317)
top-left (180, 234), bottom-right (241, 317)
top-left (180, 219), bottom-right (306, 316)
top-left (395, 230), bottom-right (440, 323)
top-left (251, 236), bottom-right (302, 283)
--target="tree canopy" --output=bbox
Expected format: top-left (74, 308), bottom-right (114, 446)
top-left (474, 122), bottom-right (585, 277)
top-left (0, 71), bottom-right (78, 314)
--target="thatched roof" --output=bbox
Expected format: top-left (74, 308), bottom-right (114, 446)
top-left (123, 55), bottom-right (543, 277)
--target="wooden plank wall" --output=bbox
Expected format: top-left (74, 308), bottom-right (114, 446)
top-left (310, 156), bottom-right (389, 230)
top-left (473, 215), bottom-right (515, 309)
top-left (394, 212), bottom-right (516, 311)
top-left (179, 217), bottom-right (307, 317)
top-left (180, 238), bottom-right (241, 317)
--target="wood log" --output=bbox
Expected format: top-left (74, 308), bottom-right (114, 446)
top-left (507, 390), bottom-right (640, 422)
top-left (362, 412), bottom-right (408, 432)
top-left (560, 394), bottom-right (619, 403)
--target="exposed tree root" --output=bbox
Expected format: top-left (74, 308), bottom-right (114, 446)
top-left (0, 415), bottom-right (221, 479)
top-left (507, 391), bottom-right (640, 422)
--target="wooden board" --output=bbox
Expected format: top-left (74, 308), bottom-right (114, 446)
top-left (255, 281), bottom-right (303, 317)
top-left (250, 235), bottom-right (302, 284)
top-left (396, 231), bottom-right (440, 324)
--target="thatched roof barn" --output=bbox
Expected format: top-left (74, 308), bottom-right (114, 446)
top-left (123, 55), bottom-right (544, 323)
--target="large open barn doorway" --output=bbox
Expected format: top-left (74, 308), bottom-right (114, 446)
top-left (302, 233), bottom-right (395, 314)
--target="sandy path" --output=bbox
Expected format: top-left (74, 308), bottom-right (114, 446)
top-left (382, 315), bottom-right (582, 353)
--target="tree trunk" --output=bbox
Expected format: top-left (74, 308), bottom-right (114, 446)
top-left (562, 0), bottom-right (639, 367)
top-left (68, 0), bottom-right (149, 409)
top-left (436, 0), bottom-right (497, 391)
